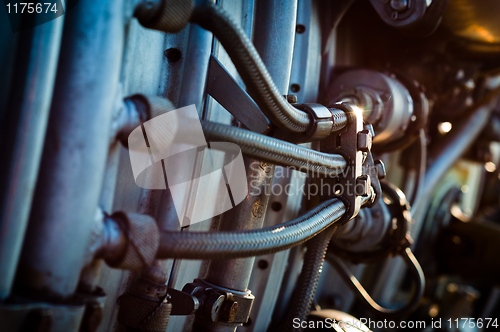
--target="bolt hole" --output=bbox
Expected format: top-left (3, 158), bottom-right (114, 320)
top-left (290, 84), bottom-right (301, 93)
top-left (296, 24), bottom-right (306, 34)
top-left (271, 201), bottom-right (282, 212)
top-left (164, 48), bottom-right (182, 62)
top-left (257, 259), bottom-right (269, 270)
top-left (215, 306), bottom-right (219, 313)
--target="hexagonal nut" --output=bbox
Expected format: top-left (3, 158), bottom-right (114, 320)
top-left (374, 159), bottom-right (386, 180)
top-left (357, 130), bottom-right (372, 152)
top-left (107, 212), bottom-right (159, 271)
top-left (356, 175), bottom-right (371, 197)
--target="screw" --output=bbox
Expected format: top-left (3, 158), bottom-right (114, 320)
top-left (221, 300), bottom-right (239, 322)
top-left (284, 94), bottom-right (298, 104)
top-left (357, 130), bottom-right (372, 152)
top-left (356, 175), bottom-right (371, 197)
top-left (374, 159), bottom-right (386, 179)
top-left (390, 0), bottom-right (407, 12)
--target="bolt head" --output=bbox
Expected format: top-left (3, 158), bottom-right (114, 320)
top-left (356, 175), bottom-right (371, 197)
top-left (357, 130), bottom-right (372, 152)
top-left (374, 159), bottom-right (386, 179)
top-left (221, 300), bottom-right (238, 322)
top-left (284, 94), bottom-right (298, 104)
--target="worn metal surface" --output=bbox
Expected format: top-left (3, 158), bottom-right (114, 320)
top-left (16, 0), bottom-right (124, 300)
top-left (0, 15), bottom-right (64, 300)
top-left (166, 1), bottom-right (256, 331)
top-left (191, 1), bottom-right (297, 331)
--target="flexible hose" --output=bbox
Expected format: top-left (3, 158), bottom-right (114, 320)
top-left (281, 188), bottom-right (374, 332)
top-left (190, 0), bottom-right (311, 133)
top-left (326, 247), bottom-right (425, 319)
top-left (156, 199), bottom-right (346, 259)
top-left (201, 121), bottom-right (346, 176)
top-left (282, 226), bottom-right (337, 332)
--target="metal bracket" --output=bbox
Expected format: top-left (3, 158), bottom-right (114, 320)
top-left (321, 102), bottom-right (369, 221)
top-left (206, 55), bottom-right (270, 134)
top-left (182, 279), bottom-right (254, 324)
top-left (168, 288), bottom-right (200, 316)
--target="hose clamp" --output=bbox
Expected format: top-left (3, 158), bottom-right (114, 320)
top-left (294, 103), bottom-right (335, 140)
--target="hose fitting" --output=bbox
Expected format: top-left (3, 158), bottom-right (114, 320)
top-left (134, 0), bottom-right (193, 33)
top-left (105, 212), bottom-right (160, 271)
top-left (294, 103), bottom-right (349, 140)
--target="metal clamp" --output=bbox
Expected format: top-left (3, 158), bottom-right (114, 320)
top-left (294, 103), bottom-right (335, 140)
top-left (182, 279), bottom-right (254, 324)
top-left (327, 181), bottom-right (425, 318)
top-left (330, 181), bottom-right (412, 263)
top-left (320, 102), bottom-right (368, 221)
top-left (273, 102), bottom-right (350, 143)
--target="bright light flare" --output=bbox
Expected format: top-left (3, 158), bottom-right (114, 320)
top-left (351, 104), bottom-right (364, 121)
top-left (485, 161), bottom-right (496, 172)
top-left (438, 122), bottom-right (452, 134)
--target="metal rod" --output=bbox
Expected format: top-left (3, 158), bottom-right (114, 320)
top-left (15, 0), bottom-right (124, 300)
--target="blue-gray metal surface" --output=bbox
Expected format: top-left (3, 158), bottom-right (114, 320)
top-left (0, 15), bottom-right (64, 300)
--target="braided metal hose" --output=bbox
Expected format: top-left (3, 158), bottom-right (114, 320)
top-left (282, 226), bottom-right (337, 332)
top-left (201, 121), bottom-right (346, 176)
top-left (190, 0), bottom-right (311, 133)
top-left (281, 187), bottom-right (375, 332)
top-left (156, 199), bottom-right (345, 259)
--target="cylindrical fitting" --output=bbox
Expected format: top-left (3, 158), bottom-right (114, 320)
top-left (135, 0), bottom-right (193, 33)
top-left (329, 69), bottom-right (414, 145)
top-left (294, 103), bottom-right (349, 140)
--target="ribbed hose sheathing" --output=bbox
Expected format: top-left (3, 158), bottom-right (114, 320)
top-left (329, 108), bottom-right (349, 132)
top-left (190, 1), bottom-right (311, 133)
top-left (282, 226), bottom-right (337, 332)
top-left (157, 199), bottom-right (346, 259)
top-left (201, 121), bottom-right (346, 176)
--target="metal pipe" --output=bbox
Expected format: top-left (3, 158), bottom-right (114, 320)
top-left (15, 0), bottom-right (124, 300)
top-left (194, 3), bottom-right (298, 331)
top-left (411, 88), bottom-right (499, 241)
top-left (424, 106), bottom-right (491, 199)
top-left (189, 0), bottom-right (310, 133)
top-left (0, 16), bottom-right (64, 301)
top-left (179, 24), bottom-right (212, 112)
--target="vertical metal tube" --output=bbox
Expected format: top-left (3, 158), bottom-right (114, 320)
top-left (0, 16), bottom-right (64, 301)
top-left (16, 0), bottom-right (124, 300)
top-left (204, 160), bottom-right (275, 291)
top-left (179, 24), bottom-right (212, 112)
top-left (198, 1), bottom-right (297, 331)
top-left (252, 0), bottom-right (298, 94)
